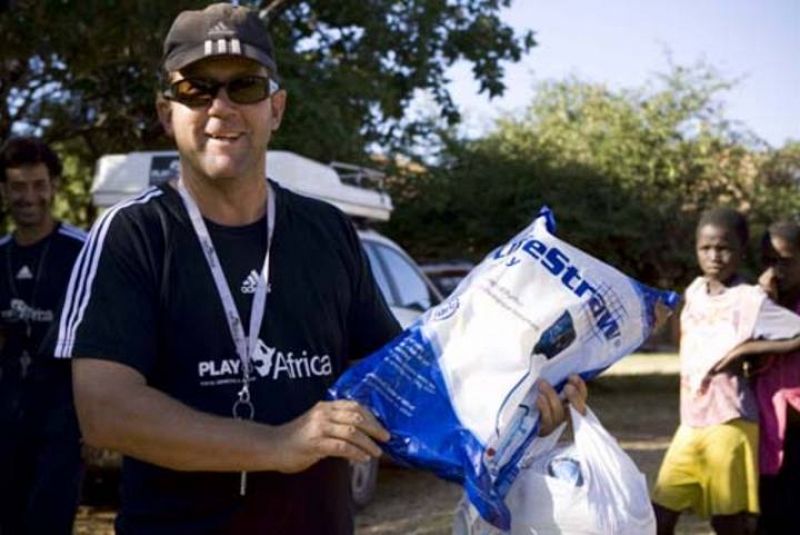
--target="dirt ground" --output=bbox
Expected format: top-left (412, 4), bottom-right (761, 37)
top-left (74, 353), bottom-right (716, 534)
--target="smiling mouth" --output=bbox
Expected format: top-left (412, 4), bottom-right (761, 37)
top-left (206, 133), bottom-right (242, 141)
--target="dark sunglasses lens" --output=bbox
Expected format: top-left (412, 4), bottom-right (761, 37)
top-left (172, 79), bottom-right (215, 106)
top-left (227, 77), bottom-right (270, 104)
top-left (169, 77), bottom-right (272, 106)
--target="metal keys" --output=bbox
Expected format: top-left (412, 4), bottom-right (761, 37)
top-left (233, 386), bottom-right (255, 496)
top-left (240, 470), bottom-right (248, 496)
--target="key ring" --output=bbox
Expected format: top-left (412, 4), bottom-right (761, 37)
top-left (232, 385), bottom-right (255, 420)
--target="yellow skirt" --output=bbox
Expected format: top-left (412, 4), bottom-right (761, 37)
top-left (652, 419), bottom-right (759, 518)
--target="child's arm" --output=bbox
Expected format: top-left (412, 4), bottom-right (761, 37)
top-left (759, 267), bottom-right (778, 301)
top-left (710, 335), bottom-right (800, 375)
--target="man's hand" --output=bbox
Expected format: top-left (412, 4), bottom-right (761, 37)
top-left (271, 400), bottom-right (390, 473)
top-left (537, 374), bottom-right (588, 437)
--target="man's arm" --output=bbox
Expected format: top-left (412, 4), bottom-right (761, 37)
top-left (74, 358), bottom-right (390, 474)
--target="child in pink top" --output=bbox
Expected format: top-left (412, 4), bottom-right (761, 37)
top-left (754, 221), bottom-right (800, 534)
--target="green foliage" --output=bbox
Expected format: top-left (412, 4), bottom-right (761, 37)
top-left (1, 0), bottom-right (531, 227)
top-left (387, 64), bottom-right (800, 289)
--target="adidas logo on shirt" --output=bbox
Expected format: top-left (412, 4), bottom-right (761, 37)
top-left (16, 265), bottom-right (33, 280)
top-left (241, 270), bottom-right (260, 294)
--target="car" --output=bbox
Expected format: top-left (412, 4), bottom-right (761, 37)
top-left (421, 260), bottom-right (474, 297)
top-left (88, 149), bottom-right (441, 509)
top-left (349, 229), bottom-right (443, 507)
top-left (360, 230), bottom-right (443, 326)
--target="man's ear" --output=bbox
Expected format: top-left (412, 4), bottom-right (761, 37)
top-left (156, 94), bottom-right (174, 138)
top-left (270, 90), bottom-right (287, 131)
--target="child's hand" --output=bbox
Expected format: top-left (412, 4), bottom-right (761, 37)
top-left (536, 374), bottom-right (588, 437)
top-left (759, 267), bottom-right (778, 300)
top-left (711, 353), bottom-right (743, 375)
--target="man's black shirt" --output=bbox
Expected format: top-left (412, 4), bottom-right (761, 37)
top-left (55, 181), bottom-right (400, 534)
top-left (0, 222), bottom-right (85, 417)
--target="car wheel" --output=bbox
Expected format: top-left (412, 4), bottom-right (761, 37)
top-left (349, 457), bottom-right (379, 509)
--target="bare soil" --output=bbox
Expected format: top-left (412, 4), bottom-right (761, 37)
top-left (75, 354), bottom-right (715, 534)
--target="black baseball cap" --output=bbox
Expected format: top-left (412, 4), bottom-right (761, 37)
top-left (162, 3), bottom-right (277, 75)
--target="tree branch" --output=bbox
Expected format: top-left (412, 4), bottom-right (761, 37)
top-left (258, 0), bottom-right (293, 22)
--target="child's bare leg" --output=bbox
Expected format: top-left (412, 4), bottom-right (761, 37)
top-left (711, 512), bottom-right (757, 535)
top-left (654, 503), bottom-right (680, 535)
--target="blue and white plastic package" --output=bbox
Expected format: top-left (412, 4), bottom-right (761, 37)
top-left (329, 207), bottom-right (678, 529)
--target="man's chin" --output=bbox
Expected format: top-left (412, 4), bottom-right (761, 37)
top-left (201, 157), bottom-right (249, 181)
top-left (203, 170), bottom-right (242, 182)
top-left (11, 213), bottom-right (44, 227)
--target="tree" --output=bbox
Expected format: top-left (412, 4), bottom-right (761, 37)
top-left (386, 64), bottom-right (800, 289)
top-left (1, 0), bottom-right (533, 227)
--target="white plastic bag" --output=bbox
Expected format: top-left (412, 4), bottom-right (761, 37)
top-left (453, 406), bottom-right (656, 535)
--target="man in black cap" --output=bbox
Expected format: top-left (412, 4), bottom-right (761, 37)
top-left (54, 3), bottom-right (398, 533)
top-left (55, 3), bottom-right (583, 533)
top-left (0, 137), bottom-right (85, 534)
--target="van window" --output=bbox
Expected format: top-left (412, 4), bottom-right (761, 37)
top-left (374, 244), bottom-right (434, 311)
top-left (363, 242), bottom-right (393, 303)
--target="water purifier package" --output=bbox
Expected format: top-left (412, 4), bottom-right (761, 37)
top-left (329, 207), bottom-right (678, 529)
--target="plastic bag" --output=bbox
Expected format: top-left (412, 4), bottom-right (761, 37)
top-left (453, 406), bottom-right (656, 535)
top-left (329, 207), bottom-right (677, 529)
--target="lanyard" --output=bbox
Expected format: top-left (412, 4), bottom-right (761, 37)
top-left (176, 178), bottom-right (276, 420)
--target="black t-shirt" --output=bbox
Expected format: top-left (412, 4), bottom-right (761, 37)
top-left (54, 181), bottom-right (400, 534)
top-left (0, 222), bottom-right (85, 420)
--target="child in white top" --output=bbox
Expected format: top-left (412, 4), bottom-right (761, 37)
top-left (652, 208), bottom-right (800, 535)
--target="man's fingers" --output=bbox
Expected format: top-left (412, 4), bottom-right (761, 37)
top-left (316, 437), bottom-right (374, 463)
top-left (329, 401), bottom-right (390, 442)
top-left (322, 422), bottom-right (383, 457)
top-left (282, 401), bottom-right (387, 470)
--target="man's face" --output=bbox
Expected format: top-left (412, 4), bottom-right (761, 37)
top-left (1, 163), bottom-right (56, 229)
top-left (157, 56), bottom-right (287, 184)
top-left (763, 235), bottom-right (800, 296)
top-left (696, 224), bottom-right (741, 283)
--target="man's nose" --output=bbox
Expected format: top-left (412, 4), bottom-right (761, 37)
top-left (17, 185), bottom-right (37, 202)
top-left (207, 88), bottom-right (237, 116)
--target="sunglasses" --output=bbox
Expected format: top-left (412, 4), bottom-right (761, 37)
top-left (164, 75), bottom-right (280, 107)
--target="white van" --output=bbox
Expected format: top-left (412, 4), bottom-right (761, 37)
top-left (89, 149), bottom-right (442, 508)
top-left (91, 150), bottom-right (441, 327)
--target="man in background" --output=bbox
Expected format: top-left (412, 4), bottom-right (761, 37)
top-left (0, 137), bottom-right (85, 534)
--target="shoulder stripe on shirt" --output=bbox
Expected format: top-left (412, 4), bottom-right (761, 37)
top-left (0, 235), bottom-right (11, 246)
top-left (58, 224), bottom-right (88, 242)
top-left (55, 187), bottom-right (163, 358)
